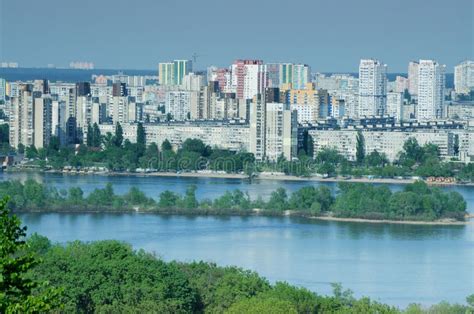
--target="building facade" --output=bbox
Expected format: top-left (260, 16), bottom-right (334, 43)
top-left (358, 59), bottom-right (387, 117)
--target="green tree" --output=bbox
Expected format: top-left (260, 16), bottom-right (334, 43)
top-left (0, 197), bottom-right (62, 312)
top-left (114, 122), bottom-right (123, 147)
top-left (137, 122), bottom-right (146, 154)
top-left (86, 123), bottom-right (93, 147)
top-left (25, 145), bottom-right (38, 159)
top-left (356, 131), bottom-right (365, 165)
top-left (92, 123), bottom-right (101, 147)
top-left (161, 139), bottom-right (173, 151)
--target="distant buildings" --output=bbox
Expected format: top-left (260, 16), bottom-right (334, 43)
top-left (0, 78), bottom-right (5, 102)
top-left (69, 61), bottom-right (94, 70)
top-left (231, 59), bottom-right (266, 100)
top-left (3, 56), bottom-right (474, 165)
top-left (158, 60), bottom-right (193, 86)
top-left (285, 83), bottom-right (329, 124)
top-left (417, 60), bottom-right (445, 121)
top-left (386, 92), bottom-right (403, 122)
top-left (454, 60), bottom-right (474, 94)
top-left (358, 59), bottom-right (387, 117)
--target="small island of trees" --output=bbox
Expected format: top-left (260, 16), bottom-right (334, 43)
top-left (0, 180), bottom-right (467, 222)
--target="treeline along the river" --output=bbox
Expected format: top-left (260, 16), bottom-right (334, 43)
top-left (0, 179), bottom-right (467, 222)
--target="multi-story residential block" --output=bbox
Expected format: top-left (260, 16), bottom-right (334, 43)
top-left (33, 96), bottom-right (52, 149)
top-left (182, 73), bottom-right (204, 91)
top-left (309, 126), bottom-right (456, 162)
top-left (9, 85), bottom-right (34, 148)
top-left (358, 59), bottom-right (387, 117)
top-left (231, 60), bottom-right (266, 100)
top-left (0, 78), bottom-right (6, 102)
top-left (98, 120), bottom-right (250, 152)
top-left (386, 92), bottom-right (404, 122)
top-left (395, 76), bottom-right (409, 93)
top-left (158, 60), bottom-right (192, 86)
top-left (250, 92), bottom-right (297, 162)
top-left (454, 60), bottom-right (474, 94)
top-left (158, 62), bottom-right (174, 86)
top-left (51, 99), bottom-right (68, 146)
top-left (417, 60), bottom-right (445, 121)
top-left (278, 63), bottom-right (311, 90)
top-left (166, 91), bottom-right (198, 121)
top-left (285, 84), bottom-right (329, 124)
top-left (408, 61), bottom-right (419, 96)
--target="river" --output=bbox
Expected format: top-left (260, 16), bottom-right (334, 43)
top-left (1, 172), bottom-right (473, 307)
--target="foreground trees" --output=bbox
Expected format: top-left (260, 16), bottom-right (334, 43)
top-left (0, 198), bottom-right (61, 312)
top-left (1, 202), bottom-right (473, 312)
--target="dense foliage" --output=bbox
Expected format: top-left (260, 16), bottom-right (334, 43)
top-left (0, 179), bottom-right (467, 221)
top-left (26, 236), bottom-right (474, 314)
top-left (333, 181), bottom-right (467, 221)
top-left (0, 198), bottom-right (61, 312)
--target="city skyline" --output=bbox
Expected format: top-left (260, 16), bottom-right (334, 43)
top-left (0, 0), bottom-right (472, 72)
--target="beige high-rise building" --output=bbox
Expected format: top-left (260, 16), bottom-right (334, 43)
top-left (33, 96), bottom-right (52, 149)
top-left (9, 85), bottom-right (34, 148)
top-left (250, 94), bottom-right (297, 162)
top-left (408, 61), bottom-right (419, 96)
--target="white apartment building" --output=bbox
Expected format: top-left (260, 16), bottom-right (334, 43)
top-left (98, 121), bottom-right (250, 152)
top-left (386, 92), bottom-right (404, 122)
top-left (165, 91), bottom-right (198, 121)
top-left (9, 88), bottom-right (34, 148)
top-left (417, 60), bottom-right (445, 121)
top-left (33, 97), bottom-right (52, 149)
top-left (454, 60), bottom-right (474, 94)
top-left (309, 128), bottom-right (455, 162)
top-left (243, 63), bottom-right (267, 100)
top-left (358, 59), bottom-right (387, 117)
top-left (0, 78), bottom-right (5, 102)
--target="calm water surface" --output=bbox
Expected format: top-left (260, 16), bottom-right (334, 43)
top-left (2, 172), bottom-right (473, 307)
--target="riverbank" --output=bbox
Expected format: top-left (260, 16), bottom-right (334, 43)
top-left (12, 207), bottom-right (473, 226)
top-left (6, 168), bottom-right (473, 186)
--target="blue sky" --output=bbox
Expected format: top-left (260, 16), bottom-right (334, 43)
top-left (0, 0), bottom-right (472, 72)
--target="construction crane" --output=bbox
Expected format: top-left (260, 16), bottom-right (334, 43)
top-left (192, 53), bottom-right (200, 64)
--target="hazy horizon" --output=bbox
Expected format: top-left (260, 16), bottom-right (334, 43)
top-left (0, 0), bottom-right (472, 72)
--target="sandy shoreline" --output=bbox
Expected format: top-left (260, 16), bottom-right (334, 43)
top-left (310, 216), bottom-right (472, 226)
top-left (12, 169), bottom-right (471, 187)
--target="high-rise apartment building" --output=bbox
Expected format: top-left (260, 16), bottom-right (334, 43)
top-left (269, 63), bottom-right (311, 90)
top-left (174, 60), bottom-right (192, 86)
top-left (286, 83), bottom-right (329, 124)
top-left (386, 92), bottom-right (404, 122)
top-left (158, 60), bottom-right (193, 86)
top-left (158, 62), bottom-right (174, 86)
top-left (0, 78), bottom-right (6, 102)
top-left (231, 60), bottom-right (266, 100)
top-left (33, 96), bottom-right (52, 149)
top-left (454, 60), bottom-right (474, 94)
top-left (358, 59), bottom-right (387, 117)
top-left (166, 91), bottom-right (198, 121)
top-left (408, 61), bottom-right (419, 96)
top-left (250, 91), bottom-right (297, 162)
top-left (9, 85), bottom-right (34, 148)
top-left (417, 60), bottom-right (445, 121)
